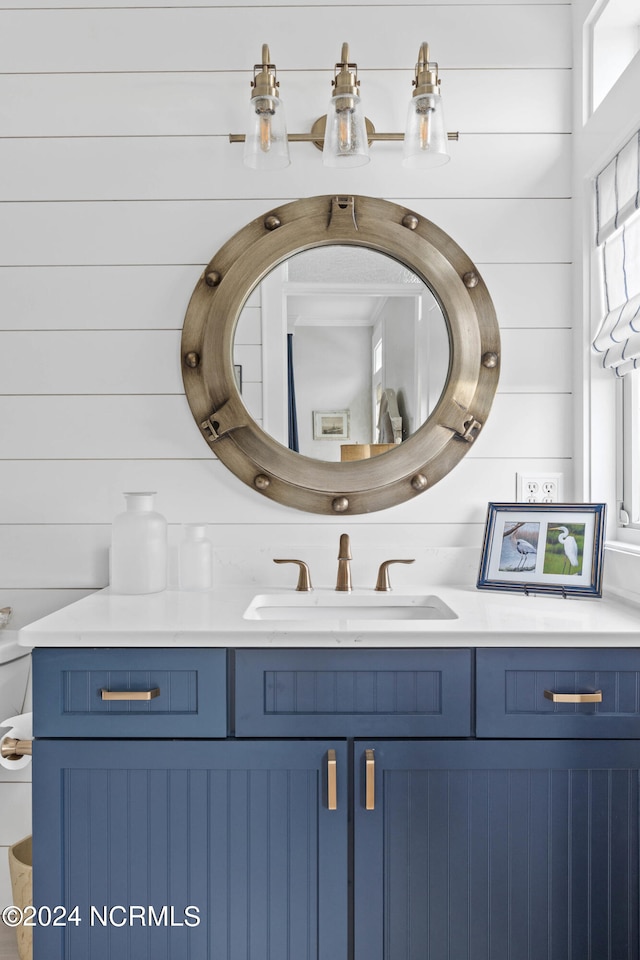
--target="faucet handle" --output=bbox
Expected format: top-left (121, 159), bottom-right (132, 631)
top-left (374, 559), bottom-right (415, 592)
top-left (273, 559), bottom-right (313, 592)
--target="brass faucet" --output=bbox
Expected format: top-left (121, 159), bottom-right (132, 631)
top-left (336, 533), bottom-right (352, 592)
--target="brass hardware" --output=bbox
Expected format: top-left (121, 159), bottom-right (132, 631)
top-left (327, 749), bottom-right (337, 810)
top-left (336, 533), bottom-right (353, 592)
top-left (201, 417), bottom-right (221, 442)
top-left (251, 43), bottom-right (280, 101)
top-left (482, 351), bottom-right (499, 369)
top-left (254, 474), bottom-right (271, 489)
top-left (101, 688), bottom-right (161, 701)
top-left (184, 351), bottom-right (200, 369)
top-left (463, 271), bottom-right (479, 288)
top-left (402, 214), bottom-right (419, 230)
top-left (264, 215), bottom-right (281, 231)
top-left (310, 115), bottom-right (375, 152)
top-left (328, 196), bottom-right (358, 230)
top-left (365, 749), bottom-right (375, 810)
top-left (375, 559), bottom-right (415, 591)
top-left (544, 690), bottom-right (603, 704)
top-left (229, 130), bottom-right (458, 145)
top-left (454, 417), bottom-right (482, 443)
top-left (0, 738), bottom-right (32, 761)
top-left (201, 415), bottom-right (244, 444)
top-left (273, 559), bottom-right (313, 591)
top-left (205, 270), bottom-right (222, 287)
top-left (181, 194), bottom-right (500, 515)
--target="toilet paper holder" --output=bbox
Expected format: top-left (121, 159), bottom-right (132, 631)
top-left (0, 738), bottom-right (32, 762)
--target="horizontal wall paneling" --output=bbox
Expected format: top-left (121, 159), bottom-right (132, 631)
top-left (0, 328), bottom-right (571, 395)
top-left (0, 200), bottom-right (572, 265)
top-left (0, 7), bottom-right (571, 73)
top-left (0, 70), bottom-right (571, 138)
top-left (0, 134), bottom-right (571, 202)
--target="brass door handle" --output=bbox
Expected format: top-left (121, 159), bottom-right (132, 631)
top-left (327, 749), bottom-right (337, 810)
top-left (101, 688), bottom-right (160, 701)
top-left (365, 749), bottom-right (375, 810)
top-left (544, 689), bottom-right (603, 703)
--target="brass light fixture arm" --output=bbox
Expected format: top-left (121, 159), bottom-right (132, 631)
top-left (229, 131), bottom-right (459, 144)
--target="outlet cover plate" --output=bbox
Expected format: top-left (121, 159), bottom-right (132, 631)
top-left (516, 473), bottom-right (563, 504)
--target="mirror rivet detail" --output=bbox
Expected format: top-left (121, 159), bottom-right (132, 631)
top-left (205, 270), bottom-right (222, 287)
top-left (332, 496), bottom-right (349, 513)
top-left (402, 214), bottom-right (419, 231)
top-left (463, 271), bottom-right (479, 288)
top-left (264, 215), bottom-right (282, 231)
top-left (482, 351), bottom-right (499, 369)
top-left (254, 474), bottom-right (271, 490)
top-left (184, 351), bottom-right (200, 368)
top-left (411, 474), bottom-right (429, 492)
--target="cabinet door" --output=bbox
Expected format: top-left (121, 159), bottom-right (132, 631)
top-left (33, 739), bottom-right (348, 960)
top-left (354, 740), bottom-right (640, 960)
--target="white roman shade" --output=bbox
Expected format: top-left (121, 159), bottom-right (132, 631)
top-left (592, 129), bottom-right (640, 377)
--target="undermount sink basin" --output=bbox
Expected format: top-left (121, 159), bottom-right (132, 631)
top-left (243, 593), bottom-right (457, 622)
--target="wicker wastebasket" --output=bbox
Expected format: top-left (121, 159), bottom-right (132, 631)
top-left (8, 835), bottom-right (32, 960)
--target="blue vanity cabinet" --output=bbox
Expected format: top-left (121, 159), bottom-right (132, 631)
top-left (31, 645), bottom-right (640, 960)
top-left (353, 738), bottom-right (640, 960)
top-left (32, 737), bottom-right (348, 960)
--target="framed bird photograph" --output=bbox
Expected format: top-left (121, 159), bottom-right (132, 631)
top-left (477, 503), bottom-right (606, 598)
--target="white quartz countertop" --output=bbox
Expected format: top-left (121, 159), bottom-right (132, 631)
top-left (17, 585), bottom-right (640, 648)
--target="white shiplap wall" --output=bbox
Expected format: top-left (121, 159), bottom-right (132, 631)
top-left (0, 0), bottom-right (573, 901)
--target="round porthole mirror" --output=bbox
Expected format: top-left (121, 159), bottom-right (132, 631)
top-left (181, 195), bottom-right (500, 515)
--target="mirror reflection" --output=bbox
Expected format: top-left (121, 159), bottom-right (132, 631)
top-left (234, 247), bottom-right (450, 462)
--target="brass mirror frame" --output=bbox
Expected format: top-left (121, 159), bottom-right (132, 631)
top-left (181, 195), bottom-right (500, 515)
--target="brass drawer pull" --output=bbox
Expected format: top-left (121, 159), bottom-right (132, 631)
top-left (101, 688), bottom-right (160, 701)
top-left (544, 689), bottom-right (603, 704)
top-left (327, 749), bottom-right (337, 811)
top-left (365, 749), bottom-right (375, 811)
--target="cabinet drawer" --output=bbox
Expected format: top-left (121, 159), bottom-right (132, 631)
top-left (235, 648), bottom-right (472, 737)
top-left (33, 648), bottom-right (227, 738)
top-left (477, 648), bottom-right (640, 738)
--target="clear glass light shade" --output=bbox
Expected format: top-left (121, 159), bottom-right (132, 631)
top-left (402, 93), bottom-right (450, 169)
top-left (243, 94), bottom-right (290, 170)
top-left (322, 94), bottom-right (370, 168)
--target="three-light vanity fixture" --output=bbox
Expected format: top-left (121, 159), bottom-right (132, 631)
top-left (231, 42), bottom-right (456, 170)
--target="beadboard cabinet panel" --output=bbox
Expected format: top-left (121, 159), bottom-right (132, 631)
top-left (0, 328), bottom-right (570, 395)
top-left (477, 648), bottom-right (640, 738)
top-left (0, 133), bottom-right (571, 202)
top-left (0, 70), bottom-right (571, 137)
top-left (0, 199), bottom-right (572, 266)
top-left (33, 739), bottom-right (348, 960)
top-left (235, 648), bottom-right (473, 737)
top-left (0, 7), bottom-right (570, 73)
top-left (0, 457), bottom-right (573, 525)
top-left (0, 394), bottom-right (572, 459)
top-left (33, 647), bottom-right (228, 738)
top-left (354, 740), bottom-right (640, 960)
top-left (0, 263), bottom-right (571, 332)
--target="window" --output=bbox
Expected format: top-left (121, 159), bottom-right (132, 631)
top-left (590, 0), bottom-right (640, 113)
top-left (592, 129), bottom-right (640, 528)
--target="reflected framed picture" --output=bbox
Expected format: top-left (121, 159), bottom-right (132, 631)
top-left (313, 410), bottom-right (350, 440)
top-left (477, 503), bottom-right (606, 597)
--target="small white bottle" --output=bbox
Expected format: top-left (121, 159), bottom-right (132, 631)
top-left (179, 524), bottom-right (213, 591)
top-left (110, 492), bottom-right (168, 595)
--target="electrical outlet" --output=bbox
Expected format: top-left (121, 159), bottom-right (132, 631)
top-left (516, 473), bottom-right (563, 503)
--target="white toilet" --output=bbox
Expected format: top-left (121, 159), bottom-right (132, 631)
top-left (0, 628), bottom-right (31, 733)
